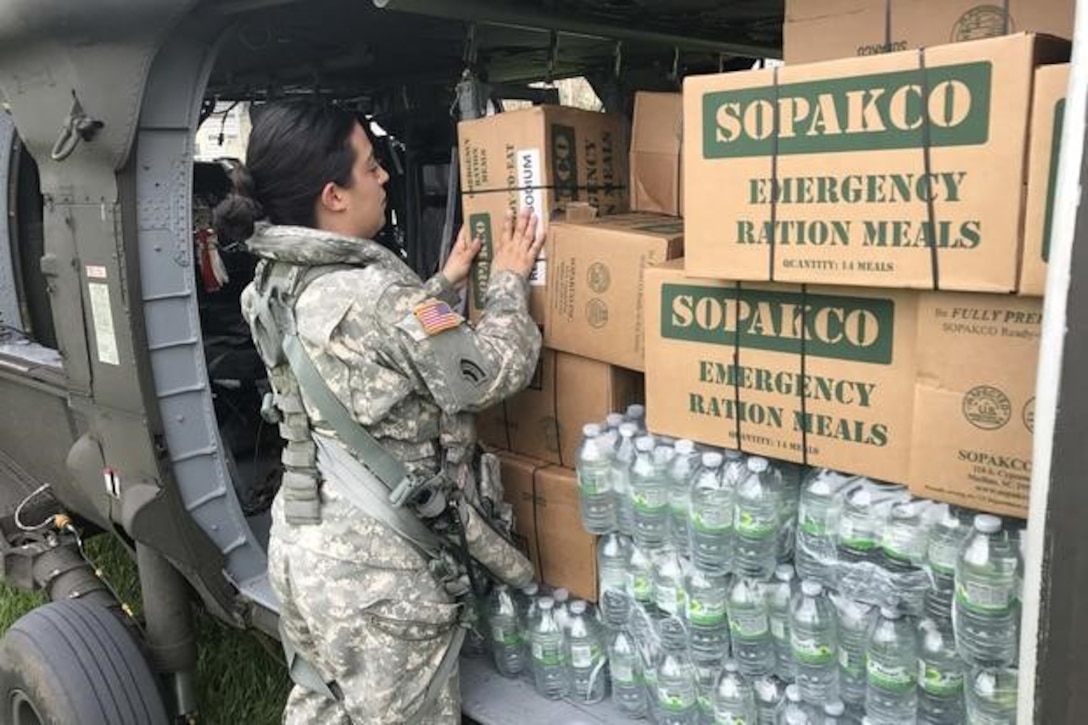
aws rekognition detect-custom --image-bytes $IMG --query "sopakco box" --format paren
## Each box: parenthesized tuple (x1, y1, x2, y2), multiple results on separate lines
(1020, 63, 1069, 296)
(630, 92, 683, 216)
(459, 106, 629, 322)
(784, 0, 1073, 64)
(498, 451, 598, 601)
(644, 261, 918, 482)
(545, 213, 684, 370)
(683, 33, 1070, 292)
(910, 293, 1041, 517)
(477, 349, 644, 467)
(644, 260, 1042, 516)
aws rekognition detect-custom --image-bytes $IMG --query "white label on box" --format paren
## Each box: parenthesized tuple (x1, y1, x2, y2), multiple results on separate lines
(88, 282, 119, 366)
(516, 148, 547, 244)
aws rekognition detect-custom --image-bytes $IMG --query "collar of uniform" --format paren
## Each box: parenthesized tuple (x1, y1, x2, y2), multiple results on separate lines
(246, 222, 396, 267)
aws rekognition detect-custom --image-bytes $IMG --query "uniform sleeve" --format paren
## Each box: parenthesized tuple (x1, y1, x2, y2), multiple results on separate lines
(421, 271, 461, 307)
(376, 268, 541, 415)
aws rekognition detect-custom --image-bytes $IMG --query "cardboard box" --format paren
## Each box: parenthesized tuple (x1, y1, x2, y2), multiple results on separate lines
(643, 261, 918, 483)
(630, 92, 683, 216)
(909, 293, 1041, 517)
(683, 33, 1070, 293)
(643, 260, 1042, 516)
(478, 349, 644, 467)
(459, 106, 629, 322)
(784, 0, 1073, 64)
(498, 451, 598, 601)
(545, 213, 684, 370)
(1021, 63, 1069, 296)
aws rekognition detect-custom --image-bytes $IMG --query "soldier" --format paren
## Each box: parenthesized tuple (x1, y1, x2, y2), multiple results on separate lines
(214, 100, 543, 724)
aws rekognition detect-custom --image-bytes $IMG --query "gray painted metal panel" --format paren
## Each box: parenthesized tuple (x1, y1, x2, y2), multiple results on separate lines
(460, 655, 631, 724)
(0, 113, 21, 334)
(136, 17, 272, 606)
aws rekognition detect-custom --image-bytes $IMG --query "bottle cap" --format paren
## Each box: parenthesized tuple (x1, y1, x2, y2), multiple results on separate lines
(702, 451, 723, 468)
(635, 436, 655, 452)
(538, 597, 554, 610)
(723, 448, 743, 460)
(747, 456, 769, 473)
(775, 564, 795, 582)
(553, 588, 570, 603)
(675, 439, 695, 454)
(975, 514, 1002, 534)
(521, 582, 539, 595)
(785, 683, 801, 702)
(880, 606, 901, 619)
(570, 600, 587, 614)
(625, 403, 645, 419)
(582, 423, 602, 438)
(801, 580, 823, 597)
(619, 422, 638, 438)
(824, 700, 845, 716)
(606, 413, 624, 429)
(723, 660, 739, 673)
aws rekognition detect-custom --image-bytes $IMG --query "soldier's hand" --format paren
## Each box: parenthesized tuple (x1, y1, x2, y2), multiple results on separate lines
(492, 207, 543, 280)
(442, 225, 483, 288)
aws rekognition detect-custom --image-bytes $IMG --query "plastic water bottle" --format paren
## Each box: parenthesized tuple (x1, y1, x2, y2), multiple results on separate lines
(486, 584, 525, 677)
(668, 439, 700, 553)
(965, 666, 1018, 724)
(627, 542, 657, 615)
(598, 533, 634, 628)
(821, 699, 852, 725)
(917, 618, 965, 725)
(517, 582, 541, 673)
(727, 576, 775, 678)
(655, 622, 699, 725)
(689, 451, 733, 574)
(613, 423, 639, 537)
(734, 457, 782, 579)
(626, 403, 648, 433)
(631, 436, 670, 548)
(576, 423, 616, 534)
(685, 567, 729, 665)
(603, 411, 626, 447)
(925, 507, 971, 622)
(530, 597, 568, 699)
(953, 515, 1021, 667)
(833, 595, 876, 708)
(776, 684, 817, 724)
(836, 483, 880, 564)
(767, 564, 797, 682)
(752, 674, 786, 725)
(879, 499, 930, 570)
(694, 661, 719, 725)
(553, 588, 572, 632)
(608, 628, 647, 718)
(865, 607, 917, 723)
(790, 580, 838, 704)
(653, 548, 689, 618)
(796, 471, 852, 584)
(566, 600, 607, 704)
(713, 660, 757, 725)
(777, 462, 805, 562)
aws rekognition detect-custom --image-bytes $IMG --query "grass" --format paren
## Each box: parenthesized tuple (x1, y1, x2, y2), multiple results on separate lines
(0, 533, 290, 724)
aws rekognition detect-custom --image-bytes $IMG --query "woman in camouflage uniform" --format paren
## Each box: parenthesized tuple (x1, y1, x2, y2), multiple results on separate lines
(215, 101, 543, 724)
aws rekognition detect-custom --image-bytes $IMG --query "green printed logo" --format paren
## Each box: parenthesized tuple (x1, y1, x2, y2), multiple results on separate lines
(702, 62, 991, 158)
(791, 635, 834, 665)
(736, 509, 777, 539)
(662, 284, 894, 364)
(1042, 98, 1065, 263)
(687, 596, 727, 626)
(867, 657, 915, 693)
(469, 213, 493, 308)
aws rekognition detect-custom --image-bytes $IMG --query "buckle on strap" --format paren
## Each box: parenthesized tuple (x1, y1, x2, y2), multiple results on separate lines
(389, 472, 446, 509)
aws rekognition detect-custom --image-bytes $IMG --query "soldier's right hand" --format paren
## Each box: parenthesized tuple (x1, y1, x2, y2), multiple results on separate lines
(491, 207, 544, 280)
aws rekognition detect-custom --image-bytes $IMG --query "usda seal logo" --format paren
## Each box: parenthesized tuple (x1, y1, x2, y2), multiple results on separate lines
(951, 5, 1013, 42)
(962, 385, 1012, 430)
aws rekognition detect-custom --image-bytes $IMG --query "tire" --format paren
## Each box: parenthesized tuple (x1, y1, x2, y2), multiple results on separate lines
(0, 599, 169, 725)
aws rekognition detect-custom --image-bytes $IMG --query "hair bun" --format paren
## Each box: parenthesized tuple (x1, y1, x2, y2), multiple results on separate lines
(213, 193, 263, 242)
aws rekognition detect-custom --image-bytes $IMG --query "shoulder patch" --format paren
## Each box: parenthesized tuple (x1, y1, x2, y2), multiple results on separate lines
(412, 298, 464, 337)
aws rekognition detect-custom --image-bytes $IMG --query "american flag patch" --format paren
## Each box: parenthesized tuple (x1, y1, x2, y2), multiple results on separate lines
(413, 299, 463, 336)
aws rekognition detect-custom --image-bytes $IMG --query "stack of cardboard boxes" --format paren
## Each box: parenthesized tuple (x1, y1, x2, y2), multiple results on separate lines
(457, 0, 1072, 598)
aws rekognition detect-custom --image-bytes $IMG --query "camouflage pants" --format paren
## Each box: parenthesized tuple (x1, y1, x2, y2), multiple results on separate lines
(268, 491, 462, 724)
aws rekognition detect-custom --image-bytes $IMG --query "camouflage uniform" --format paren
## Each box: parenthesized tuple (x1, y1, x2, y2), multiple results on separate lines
(241, 222, 541, 724)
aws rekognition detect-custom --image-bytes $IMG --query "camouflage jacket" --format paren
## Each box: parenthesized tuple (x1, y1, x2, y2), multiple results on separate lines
(241, 222, 541, 479)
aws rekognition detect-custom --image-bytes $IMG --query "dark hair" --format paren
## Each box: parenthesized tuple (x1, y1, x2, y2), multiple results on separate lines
(213, 100, 358, 241)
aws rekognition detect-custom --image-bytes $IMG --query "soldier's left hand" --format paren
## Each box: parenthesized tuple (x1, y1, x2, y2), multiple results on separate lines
(442, 225, 484, 288)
